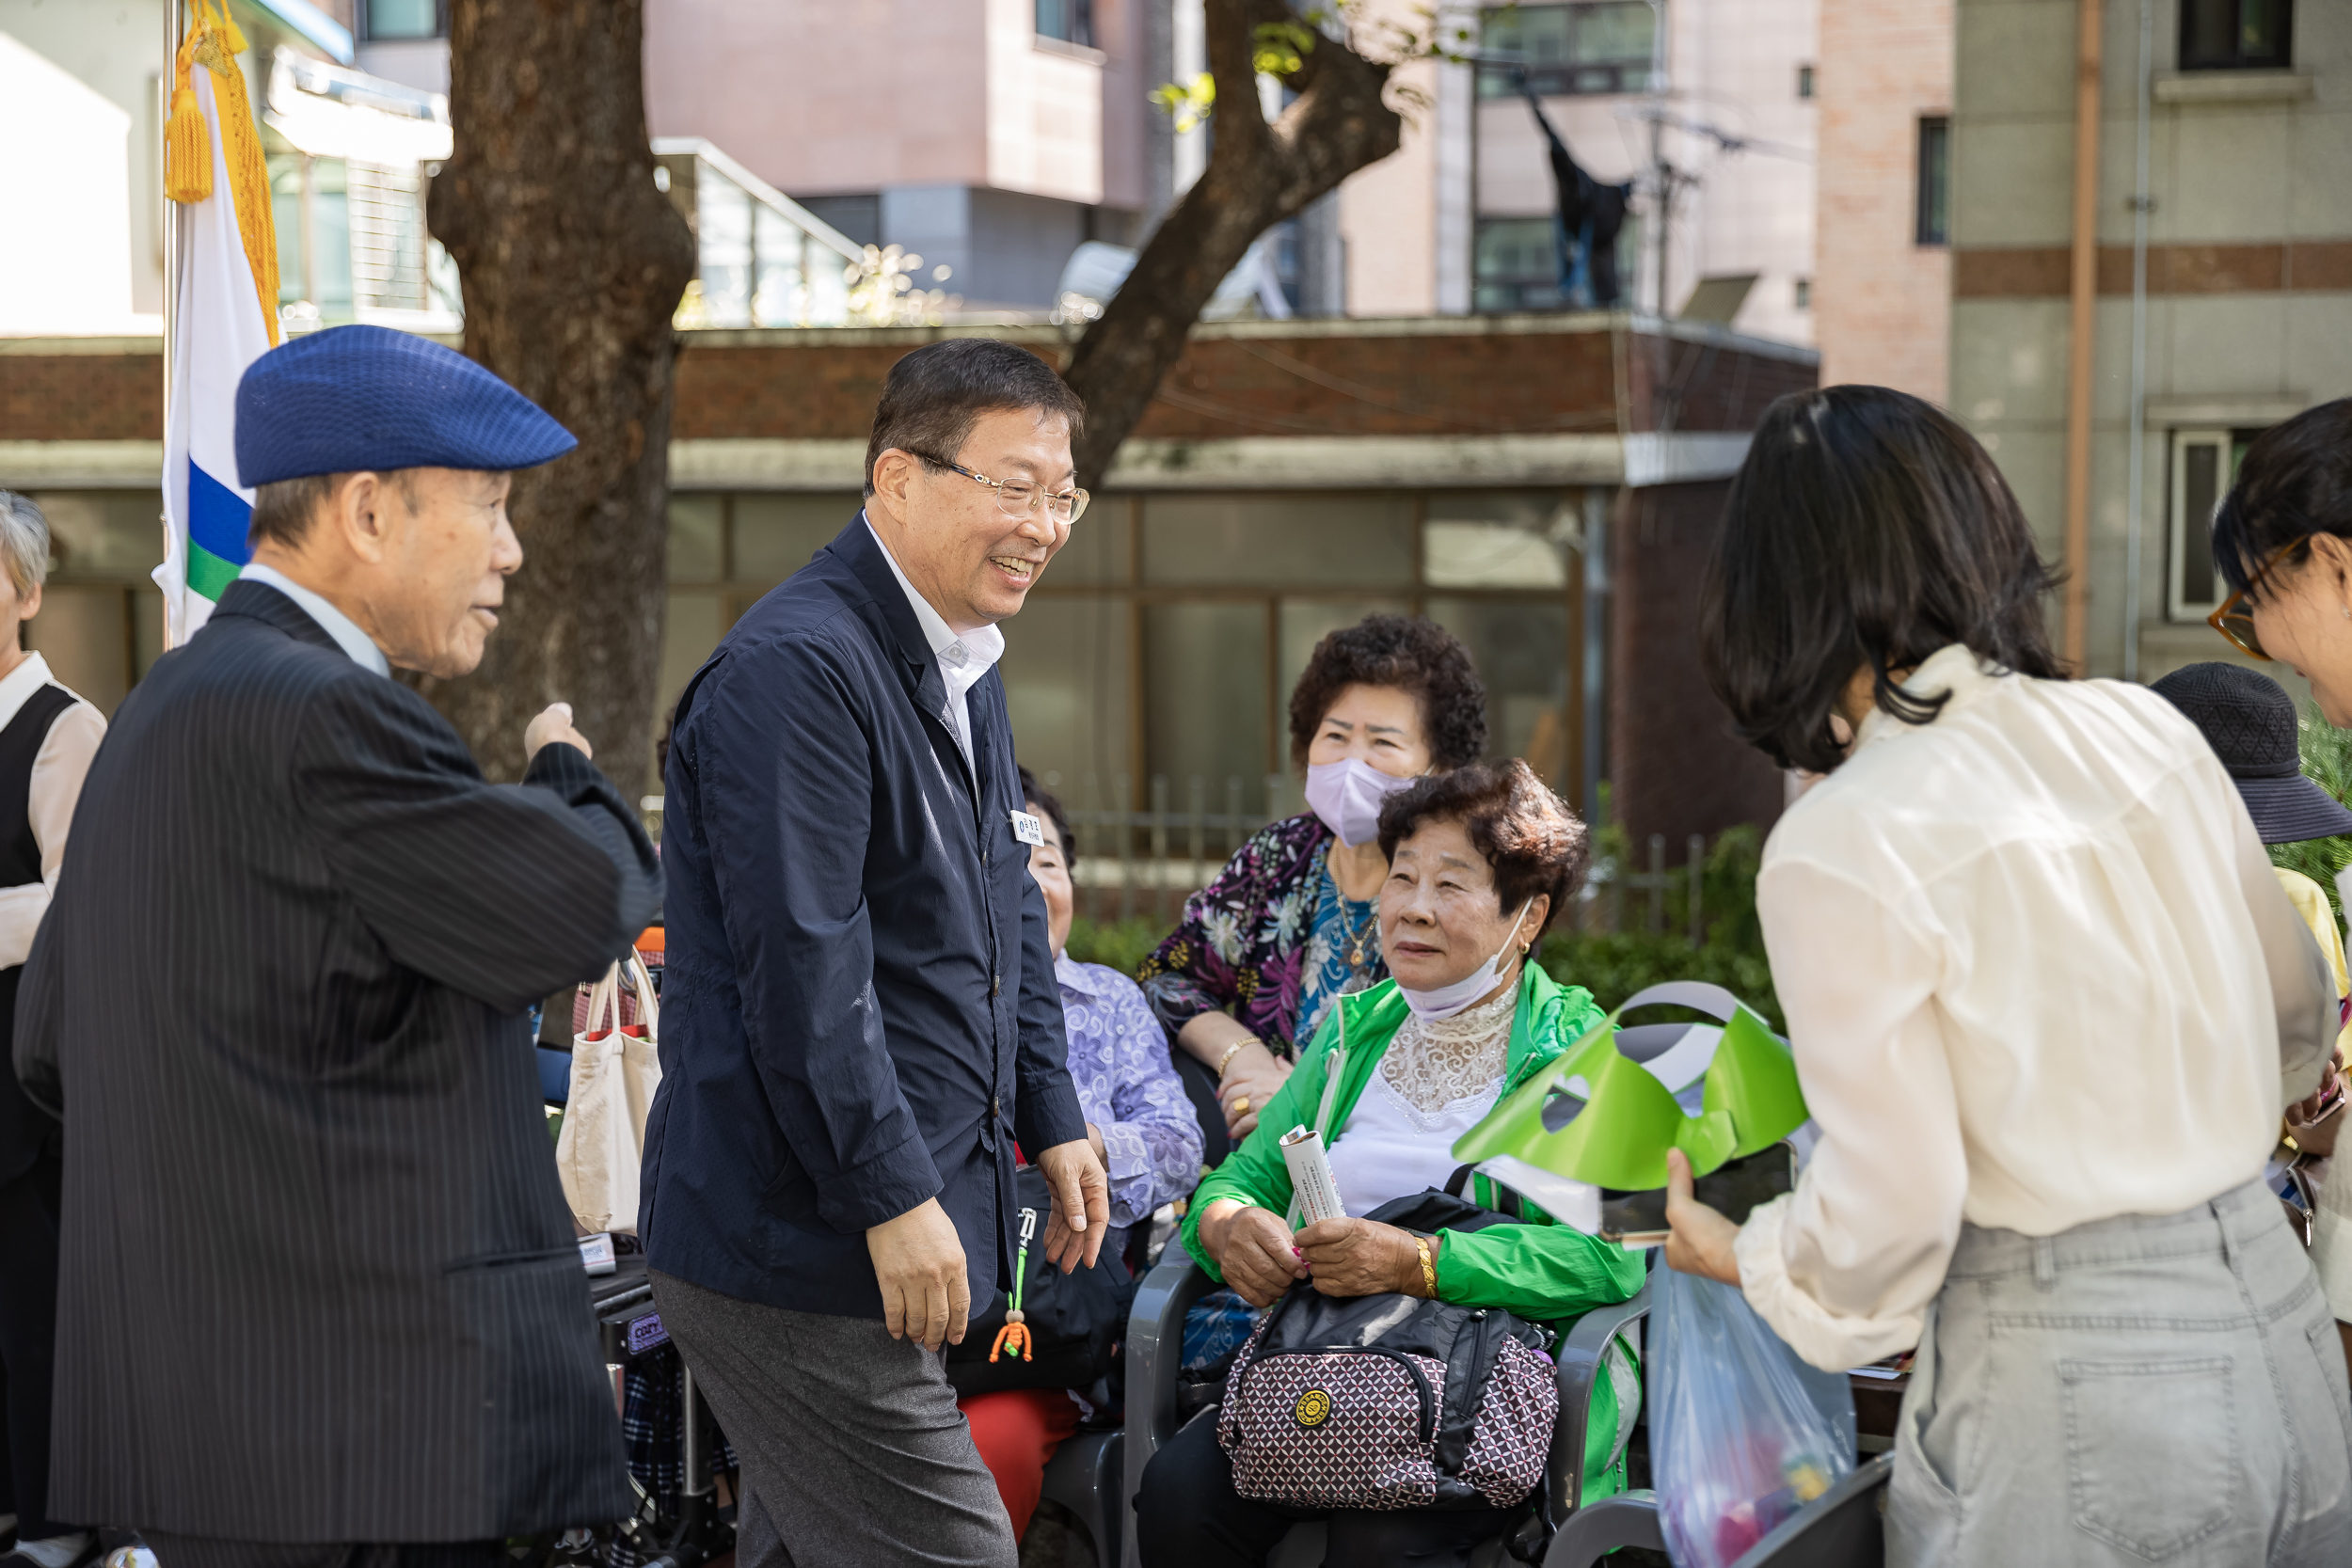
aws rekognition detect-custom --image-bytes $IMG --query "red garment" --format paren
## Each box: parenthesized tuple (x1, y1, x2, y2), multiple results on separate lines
(959, 1386, 1080, 1539)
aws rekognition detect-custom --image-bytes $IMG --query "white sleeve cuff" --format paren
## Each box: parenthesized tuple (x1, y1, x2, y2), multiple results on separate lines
(1735, 1194, 1928, 1371)
(0, 881, 50, 970)
(2312, 1160, 2352, 1322)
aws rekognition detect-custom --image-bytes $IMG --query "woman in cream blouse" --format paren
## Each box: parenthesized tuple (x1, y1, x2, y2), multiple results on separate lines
(1661, 388, 2351, 1566)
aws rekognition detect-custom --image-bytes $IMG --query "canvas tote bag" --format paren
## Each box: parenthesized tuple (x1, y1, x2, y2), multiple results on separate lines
(558, 950, 661, 1234)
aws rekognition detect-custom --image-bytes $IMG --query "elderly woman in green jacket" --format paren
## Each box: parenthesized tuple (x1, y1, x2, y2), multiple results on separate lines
(1137, 760, 1645, 1568)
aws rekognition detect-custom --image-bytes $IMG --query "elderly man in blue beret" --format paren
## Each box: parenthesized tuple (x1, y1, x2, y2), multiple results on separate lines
(12, 325, 660, 1567)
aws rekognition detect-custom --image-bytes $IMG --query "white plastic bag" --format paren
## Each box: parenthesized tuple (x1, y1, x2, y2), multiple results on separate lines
(557, 951, 661, 1235)
(1653, 1265, 1855, 1568)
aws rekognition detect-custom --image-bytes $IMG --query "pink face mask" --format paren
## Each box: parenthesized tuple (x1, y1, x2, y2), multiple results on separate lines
(1303, 758, 1418, 847)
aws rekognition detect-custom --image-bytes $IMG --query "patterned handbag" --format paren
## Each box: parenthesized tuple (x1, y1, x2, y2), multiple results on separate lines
(1216, 1275, 1559, 1512)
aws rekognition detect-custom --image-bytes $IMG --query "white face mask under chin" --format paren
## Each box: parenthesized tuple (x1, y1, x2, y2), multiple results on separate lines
(1395, 901, 1533, 1021)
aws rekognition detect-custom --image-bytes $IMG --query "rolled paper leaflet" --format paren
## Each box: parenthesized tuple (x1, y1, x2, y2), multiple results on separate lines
(1279, 1125, 1348, 1228)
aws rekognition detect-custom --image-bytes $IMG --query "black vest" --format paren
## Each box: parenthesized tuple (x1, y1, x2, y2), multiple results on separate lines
(0, 681, 85, 1179)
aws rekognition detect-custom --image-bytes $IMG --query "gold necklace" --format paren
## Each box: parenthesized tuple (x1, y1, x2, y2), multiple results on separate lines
(1328, 849, 1377, 971)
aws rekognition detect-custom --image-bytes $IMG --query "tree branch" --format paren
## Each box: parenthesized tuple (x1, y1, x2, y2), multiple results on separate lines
(1202, 0, 1274, 159)
(1062, 0, 1402, 490)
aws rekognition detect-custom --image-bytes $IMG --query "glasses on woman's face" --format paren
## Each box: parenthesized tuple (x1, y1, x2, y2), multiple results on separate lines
(2208, 538, 2307, 661)
(922, 456, 1090, 527)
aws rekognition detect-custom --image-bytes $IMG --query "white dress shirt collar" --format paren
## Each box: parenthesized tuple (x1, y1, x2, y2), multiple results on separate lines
(863, 513, 1004, 766)
(0, 651, 60, 732)
(238, 562, 391, 677)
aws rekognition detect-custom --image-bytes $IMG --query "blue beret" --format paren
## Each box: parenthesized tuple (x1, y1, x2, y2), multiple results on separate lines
(234, 324, 577, 487)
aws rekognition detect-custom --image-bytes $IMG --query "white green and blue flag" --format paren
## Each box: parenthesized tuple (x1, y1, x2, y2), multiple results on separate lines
(158, 8, 278, 647)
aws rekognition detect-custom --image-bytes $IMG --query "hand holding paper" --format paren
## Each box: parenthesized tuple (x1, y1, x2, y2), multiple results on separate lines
(1279, 1126, 1347, 1227)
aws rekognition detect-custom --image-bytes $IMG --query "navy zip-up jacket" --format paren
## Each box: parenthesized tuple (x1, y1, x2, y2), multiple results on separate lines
(643, 516, 1088, 1317)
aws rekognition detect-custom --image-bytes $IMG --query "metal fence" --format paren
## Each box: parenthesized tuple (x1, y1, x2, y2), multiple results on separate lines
(1064, 774, 1289, 927)
(1066, 772, 1711, 944)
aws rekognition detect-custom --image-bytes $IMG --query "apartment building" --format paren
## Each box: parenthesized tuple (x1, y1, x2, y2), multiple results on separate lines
(2, 0, 1826, 847)
(1814, 0, 1953, 397)
(1950, 0, 2349, 685)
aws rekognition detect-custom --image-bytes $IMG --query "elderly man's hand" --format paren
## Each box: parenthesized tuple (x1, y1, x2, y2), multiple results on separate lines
(1296, 1217, 1429, 1299)
(1214, 1202, 1309, 1308)
(524, 702, 594, 762)
(866, 1196, 969, 1352)
(1036, 1137, 1109, 1273)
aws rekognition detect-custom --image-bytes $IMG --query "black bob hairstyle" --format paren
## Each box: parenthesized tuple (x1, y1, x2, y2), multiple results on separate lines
(1699, 386, 2065, 775)
(2210, 399, 2352, 600)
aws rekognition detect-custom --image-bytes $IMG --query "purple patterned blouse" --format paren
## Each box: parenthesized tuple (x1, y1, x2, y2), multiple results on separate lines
(1137, 812, 1391, 1057)
(1056, 954, 1207, 1227)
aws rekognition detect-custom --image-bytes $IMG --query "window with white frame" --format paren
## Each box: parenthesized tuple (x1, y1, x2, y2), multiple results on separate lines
(2169, 428, 2265, 620)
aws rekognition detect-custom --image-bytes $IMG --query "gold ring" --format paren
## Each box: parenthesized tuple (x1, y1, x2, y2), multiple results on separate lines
(1231, 1096, 1251, 1116)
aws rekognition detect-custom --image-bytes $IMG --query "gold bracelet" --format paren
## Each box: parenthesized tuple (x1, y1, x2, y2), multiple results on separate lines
(1414, 1235, 1437, 1298)
(1214, 1038, 1254, 1082)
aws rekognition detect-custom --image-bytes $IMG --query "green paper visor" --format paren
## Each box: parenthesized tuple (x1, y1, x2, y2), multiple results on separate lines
(1453, 981, 1807, 1193)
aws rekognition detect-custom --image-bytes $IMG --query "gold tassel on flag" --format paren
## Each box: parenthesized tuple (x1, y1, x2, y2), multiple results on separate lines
(164, 47, 211, 203)
(165, 0, 282, 345)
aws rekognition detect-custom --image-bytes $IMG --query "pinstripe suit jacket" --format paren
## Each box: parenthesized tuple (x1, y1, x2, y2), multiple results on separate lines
(11, 580, 657, 1541)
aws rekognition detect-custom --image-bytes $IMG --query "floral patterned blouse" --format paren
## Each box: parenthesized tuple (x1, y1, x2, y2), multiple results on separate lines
(1138, 813, 1390, 1057)
(1056, 954, 1207, 1228)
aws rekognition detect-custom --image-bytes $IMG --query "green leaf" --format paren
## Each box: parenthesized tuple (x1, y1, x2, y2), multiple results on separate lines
(2268, 701, 2352, 921)
(1252, 19, 1317, 79)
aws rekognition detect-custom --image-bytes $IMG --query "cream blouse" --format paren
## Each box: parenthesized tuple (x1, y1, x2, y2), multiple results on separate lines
(0, 652, 103, 970)
(1734, 645, 2338, 1370)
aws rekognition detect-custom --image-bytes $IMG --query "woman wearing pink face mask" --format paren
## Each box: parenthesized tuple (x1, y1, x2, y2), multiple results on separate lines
(1140, 615, 1488, 1155)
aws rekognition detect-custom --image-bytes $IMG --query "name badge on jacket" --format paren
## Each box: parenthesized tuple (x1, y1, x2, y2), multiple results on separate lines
(1010, 810, 1044, 847)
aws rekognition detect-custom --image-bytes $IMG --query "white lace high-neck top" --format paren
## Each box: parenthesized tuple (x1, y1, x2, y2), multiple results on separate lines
(1326, 981, 1518, 1216)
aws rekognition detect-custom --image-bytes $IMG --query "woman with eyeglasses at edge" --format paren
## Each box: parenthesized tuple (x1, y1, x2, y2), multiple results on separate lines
(1660, 386, 2352, 1565)
(2202, 398, 2352, 1388)
(1136, 615, 1490, 1161)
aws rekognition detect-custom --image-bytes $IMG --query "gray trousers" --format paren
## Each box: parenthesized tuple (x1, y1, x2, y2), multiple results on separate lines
(1889, 1178, 2352, 1566)
(649, 1271, 1015, 1568)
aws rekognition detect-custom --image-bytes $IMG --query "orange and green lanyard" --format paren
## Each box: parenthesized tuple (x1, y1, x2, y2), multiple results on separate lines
(989, 1204, 1040, 1363)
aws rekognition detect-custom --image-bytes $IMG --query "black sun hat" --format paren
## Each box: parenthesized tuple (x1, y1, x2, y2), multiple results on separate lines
(2152, 662, 2352, 845)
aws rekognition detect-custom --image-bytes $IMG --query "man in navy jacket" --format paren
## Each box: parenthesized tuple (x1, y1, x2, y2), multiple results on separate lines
(645, 341, 1108, 1566)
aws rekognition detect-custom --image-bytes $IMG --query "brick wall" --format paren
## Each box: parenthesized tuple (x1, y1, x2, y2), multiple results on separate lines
(1814, 0, 1952, 400)
(1609, 480, 1787, 847)
(0, 350, 162, 441)
(0, 321, 1811, 448)
(678, 323, 1814, 442)
(1621, 331, 1820, 435)
(668, 323, 1720, 441)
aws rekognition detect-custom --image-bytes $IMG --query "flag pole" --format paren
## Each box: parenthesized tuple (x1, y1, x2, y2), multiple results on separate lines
(161, 0, 183, 617)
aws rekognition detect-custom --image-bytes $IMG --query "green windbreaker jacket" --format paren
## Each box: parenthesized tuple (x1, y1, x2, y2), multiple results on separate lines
(1178, 962, 1647, 1501)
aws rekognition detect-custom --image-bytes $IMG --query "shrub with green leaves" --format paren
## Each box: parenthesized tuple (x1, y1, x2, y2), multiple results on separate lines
(2270, 703, 2352, 921)
(1062, 916, 1168, 978)
(1066, 813, 1787, 1032)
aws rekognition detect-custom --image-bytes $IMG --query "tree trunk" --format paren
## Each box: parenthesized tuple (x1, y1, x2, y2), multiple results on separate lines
(423, 0, 695, 803)
(1061, 0, 1405, 490)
